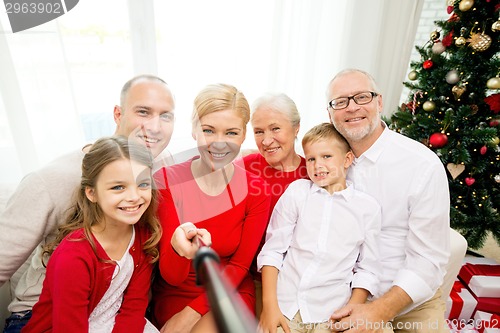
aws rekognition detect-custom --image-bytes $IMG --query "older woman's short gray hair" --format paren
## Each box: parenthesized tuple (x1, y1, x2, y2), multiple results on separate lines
(251, 93, 300, 128)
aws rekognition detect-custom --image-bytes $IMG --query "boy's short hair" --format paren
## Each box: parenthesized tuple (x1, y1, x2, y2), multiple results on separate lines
(302, 122, 351, 153)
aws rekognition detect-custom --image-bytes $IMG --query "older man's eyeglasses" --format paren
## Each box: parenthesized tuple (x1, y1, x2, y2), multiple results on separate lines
(328, 91, 378, 110)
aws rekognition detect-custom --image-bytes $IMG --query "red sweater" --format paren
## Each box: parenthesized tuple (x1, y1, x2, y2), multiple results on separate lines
(22, 225, 153, 333)
(242, 153, 308, 280)
(151, 158, 270, 327)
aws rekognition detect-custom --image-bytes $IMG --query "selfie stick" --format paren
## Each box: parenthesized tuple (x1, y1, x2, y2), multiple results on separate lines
(193, 239, 257, 333)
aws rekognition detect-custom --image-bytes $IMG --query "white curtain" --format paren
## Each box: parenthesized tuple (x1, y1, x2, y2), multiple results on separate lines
(0, 0, 424, 185)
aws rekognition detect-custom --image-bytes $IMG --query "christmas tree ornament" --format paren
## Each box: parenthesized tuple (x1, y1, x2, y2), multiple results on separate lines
(490, 136, 500, 146)
(458, 0, 474, 11)
(470, 104, 478, 115)
(423, 60, 433, 69)
(465, 177, 476, 186)
(455, 28, 468, 47)
(452, 85, 466, 100)
(490, 119, 499, 127)
(446, 70, 460, 84)
(469, 32, 492, 52)
(484, 93, 500, 113)
(480, 145, 487, 155)
(429, 132, 448, 148)
(447, 163, 465, 179)
(486, 77, 500, 89)
(443, 32, 453, 47)
(432, 42, 446, 55)
(495, 174, 500, 183)
(423, 101, 436, 112)
(455, 36, 467, 47)
(492, 20, 500, 32)
(430, 30, 440, 41)
(408, 70, 418, 81)
(492, 12, 500, 32)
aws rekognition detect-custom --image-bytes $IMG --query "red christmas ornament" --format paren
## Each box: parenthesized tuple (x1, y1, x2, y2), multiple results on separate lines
(448, 13, 460, 22)
(423, 60, 434, 69)
(447, 6, 453, 14)
(465, 177, 475, 186)
(480, 145, 487, 155)
(484, 93, 500, 114)
(442, 32, 454, 46)
(490, 119, 499, 127)
(429, 133, 448, 148)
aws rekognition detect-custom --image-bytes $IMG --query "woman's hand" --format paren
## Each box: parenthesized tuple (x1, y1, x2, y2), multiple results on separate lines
(160, 306, 202, 333)
(171, 222, 212, 259)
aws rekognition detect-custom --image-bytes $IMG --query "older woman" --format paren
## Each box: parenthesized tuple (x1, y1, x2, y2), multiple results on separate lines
(151, 84, 271, 333)
(242, 93, 309, 317)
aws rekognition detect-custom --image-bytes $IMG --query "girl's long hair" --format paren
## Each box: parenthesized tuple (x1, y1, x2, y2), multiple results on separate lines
(43, 136, 162, 265)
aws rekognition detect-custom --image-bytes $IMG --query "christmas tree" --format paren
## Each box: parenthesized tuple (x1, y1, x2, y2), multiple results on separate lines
(389, 0, 500, 249)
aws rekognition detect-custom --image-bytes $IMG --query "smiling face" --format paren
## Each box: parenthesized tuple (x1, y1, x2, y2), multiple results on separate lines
(85, 158, 152, 228)
(193, 108, 246, 170)
(251, 108, 299, 169)
(114, 79, 175, 158)
(304, 139, 353, 194)
(326, 71, 383, 150)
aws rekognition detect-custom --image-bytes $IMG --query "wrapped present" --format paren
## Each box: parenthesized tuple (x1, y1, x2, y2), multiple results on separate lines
(459, 263, 500, 298)
(469, 276, 500, 298)
(474, 296, 500, 316)
(446, 280, 478, 320)
(473, 311, 500, 333)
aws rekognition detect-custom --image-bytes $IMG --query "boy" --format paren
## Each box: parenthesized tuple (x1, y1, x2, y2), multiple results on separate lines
(257, 122, 381, 333)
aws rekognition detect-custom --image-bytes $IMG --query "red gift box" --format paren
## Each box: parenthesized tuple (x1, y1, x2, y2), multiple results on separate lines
(458, 263, 500, 314)
(473, 311, 500, 333)
(447, 280, 478, 320)
(459, 263, 500, 287)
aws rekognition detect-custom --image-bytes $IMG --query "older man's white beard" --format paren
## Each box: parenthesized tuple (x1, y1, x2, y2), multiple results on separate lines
(334, 113, 381, 143)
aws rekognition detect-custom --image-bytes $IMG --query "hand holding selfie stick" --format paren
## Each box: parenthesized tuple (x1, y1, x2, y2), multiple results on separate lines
(193, 237, 257, 333)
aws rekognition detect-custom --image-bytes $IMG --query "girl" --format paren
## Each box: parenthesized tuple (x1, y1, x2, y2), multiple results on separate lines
(151, 83, 271, 333)
(22, 136, 161, 333)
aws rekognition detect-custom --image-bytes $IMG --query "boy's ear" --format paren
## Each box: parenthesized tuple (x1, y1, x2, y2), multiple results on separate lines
(85, 187, 96, 203)
(344, 150, 355, 169)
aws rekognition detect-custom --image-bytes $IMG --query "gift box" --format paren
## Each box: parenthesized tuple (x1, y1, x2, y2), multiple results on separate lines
(468, 276, 500, 298)
(446, 280, 478, 320)
(459, 263, 500, 298)
(473, 311, 500, 333)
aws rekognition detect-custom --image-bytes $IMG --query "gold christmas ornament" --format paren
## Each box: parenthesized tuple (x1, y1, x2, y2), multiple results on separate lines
(408, 70, 418, 81)
(455, 36, 467, 47)
(492, 20, 500, 32)
(458, 0, 474, 11)
(486, 77, 500, 89)
(423, 101, 436, 112)
(430, 31, 440, 41)
(469, 32, 492, 52)
(447, 163, 465, 180)
(452, 85, 466, 100)
(491, 136, 500, 146)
